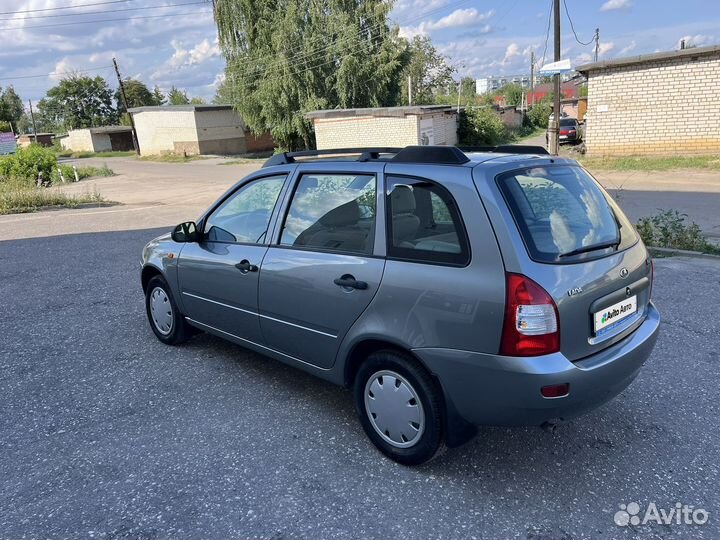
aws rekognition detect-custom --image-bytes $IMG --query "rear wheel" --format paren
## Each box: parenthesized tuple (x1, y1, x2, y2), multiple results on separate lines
(353, 351, 443, 465)
(145, 275, 190, 345)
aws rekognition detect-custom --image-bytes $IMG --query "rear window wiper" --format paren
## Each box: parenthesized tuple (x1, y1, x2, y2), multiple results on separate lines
(559, 239, 620, 258)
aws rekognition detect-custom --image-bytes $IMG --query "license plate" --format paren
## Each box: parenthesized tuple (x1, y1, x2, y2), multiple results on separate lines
(560, 135, 568, 139)
(594, 295, 637, 335)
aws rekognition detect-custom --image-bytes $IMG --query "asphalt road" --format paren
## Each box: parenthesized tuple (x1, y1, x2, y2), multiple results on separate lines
(1, 228, 719, 540)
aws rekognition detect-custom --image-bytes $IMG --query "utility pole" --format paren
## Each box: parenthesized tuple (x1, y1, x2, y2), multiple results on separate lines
(457, 80, 461, 113)
(408, 75, 413, 106)
(549, 0, 561, 155)
(113, 57, 140, 155)
(530, 51, 535, 107)
(28, 99, 38, 143)
(594, 28, 600, 62)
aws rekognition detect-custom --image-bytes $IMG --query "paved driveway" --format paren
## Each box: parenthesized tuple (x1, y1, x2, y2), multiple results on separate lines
(1, 225, 719, 537)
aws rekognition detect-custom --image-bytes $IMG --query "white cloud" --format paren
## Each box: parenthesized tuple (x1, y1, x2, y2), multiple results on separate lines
(503, 42, 520, 64)
(189, 39, 221, 65)
(399, 8, 494, 37)
(619, 40, 636, 55)
(600, 0, 631, 11)
(49, 58, 76, 82)
(598, 42, 615, 57)
(676, 34, 715, 48)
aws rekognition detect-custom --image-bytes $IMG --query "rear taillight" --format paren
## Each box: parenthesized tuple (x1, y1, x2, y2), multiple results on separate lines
(500, 273, 560, 356)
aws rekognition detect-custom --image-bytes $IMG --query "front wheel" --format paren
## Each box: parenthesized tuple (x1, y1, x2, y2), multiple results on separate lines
(145, 275, 190, 345)
(353, 351, 443, 465)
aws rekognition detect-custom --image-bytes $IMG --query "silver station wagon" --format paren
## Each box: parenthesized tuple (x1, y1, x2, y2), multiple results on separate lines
(141, 145, 660, 465)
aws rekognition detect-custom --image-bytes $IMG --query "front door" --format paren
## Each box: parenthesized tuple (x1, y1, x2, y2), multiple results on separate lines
(258, 170, 385, 368)
(177, 174, 287, 343)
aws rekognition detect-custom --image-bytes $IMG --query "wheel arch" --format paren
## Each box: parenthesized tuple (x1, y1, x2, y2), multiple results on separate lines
(141, 264, 163, 293)
(342, 337, 477, 448)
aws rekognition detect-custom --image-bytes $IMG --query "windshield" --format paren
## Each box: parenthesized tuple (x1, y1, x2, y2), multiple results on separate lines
(559, 119, 576, 127)
(497, 165, 636, 263)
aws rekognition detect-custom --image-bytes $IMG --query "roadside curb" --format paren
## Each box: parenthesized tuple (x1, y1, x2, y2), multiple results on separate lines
(648, 246, 720, 260)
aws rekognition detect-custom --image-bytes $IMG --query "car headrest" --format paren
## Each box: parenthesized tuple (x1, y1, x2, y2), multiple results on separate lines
(319, 200, 361, 227)
(391, 185, 416, 214)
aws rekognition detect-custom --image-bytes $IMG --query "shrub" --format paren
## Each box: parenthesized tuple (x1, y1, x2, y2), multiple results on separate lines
(0, 120, 12, 132)
(528, 100, 552, 129)
(0, 144, 58, 184)
(458, 107, 507, 146)
(636, 209, 720, 254)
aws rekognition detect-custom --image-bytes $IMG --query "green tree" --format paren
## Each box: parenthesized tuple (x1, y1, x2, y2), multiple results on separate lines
(40, 74, 117, 130)
(458, 106, 506, 145)
(114, 79, 157, 113)
(497, 83, 523, 107)
(528, 96, 553, 128)
(152, 86, 166, 105)
(214, 0, 407, 149)
(189, 96, 207, 105)
(0, 120, 12, 132)
(0, 86, 24, 131)
(400, 35, 455, 106)
(167, 86, 190, 105)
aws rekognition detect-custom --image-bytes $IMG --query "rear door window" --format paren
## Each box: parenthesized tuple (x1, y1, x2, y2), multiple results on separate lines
(386, 176, 470, 266)
(497, 165, 637, 263)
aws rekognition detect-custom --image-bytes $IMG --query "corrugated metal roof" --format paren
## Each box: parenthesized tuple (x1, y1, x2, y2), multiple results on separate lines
(305, 105, 457, 120)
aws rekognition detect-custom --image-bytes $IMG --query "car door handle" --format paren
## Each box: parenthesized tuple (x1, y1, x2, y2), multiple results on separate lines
(334, 275, 368, 290)
(235, 260, 258, 273)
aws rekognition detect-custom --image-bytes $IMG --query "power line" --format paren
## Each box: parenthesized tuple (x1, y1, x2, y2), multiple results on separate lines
(0, 9, 212, 31)
(562, 0, 596, 46)
(0, 1, 208, 22)
(539, 0, 553, 68)
(0, 0, 132, 16)
(0, 66, 113, 82)
(223, 0, 474, 81)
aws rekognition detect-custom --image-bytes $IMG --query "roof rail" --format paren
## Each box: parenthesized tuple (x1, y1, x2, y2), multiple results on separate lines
(390, 145, 470, 164)
(458, 145, 550, 155)
(262, 147, 401, 168)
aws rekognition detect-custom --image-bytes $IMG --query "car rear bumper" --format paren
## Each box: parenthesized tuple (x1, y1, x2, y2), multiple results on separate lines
(413, 302, 660, 427)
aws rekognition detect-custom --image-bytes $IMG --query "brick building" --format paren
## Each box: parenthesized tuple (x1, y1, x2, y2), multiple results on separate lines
(128, 105, 274, 156)
(306, 106, 459, 149)
(577, 45, 720, 156)
(61, 126, 134, 152)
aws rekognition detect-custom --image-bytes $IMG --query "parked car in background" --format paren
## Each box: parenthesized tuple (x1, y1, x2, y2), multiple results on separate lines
(546, 118, 584, 145)
(141, 145, 659, 465)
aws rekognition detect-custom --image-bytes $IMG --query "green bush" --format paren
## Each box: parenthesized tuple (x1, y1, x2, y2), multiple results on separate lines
(0, 120, 12, 132)
(636, 209, 720, 254)
(458, 107, 507, 146)
(0, 144, 58, 184)
(528, 100, 552, 129)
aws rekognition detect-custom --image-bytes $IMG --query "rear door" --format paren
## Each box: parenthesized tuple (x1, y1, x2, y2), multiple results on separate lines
(257, 164, 386, 368)
(482, 162, 652, 361)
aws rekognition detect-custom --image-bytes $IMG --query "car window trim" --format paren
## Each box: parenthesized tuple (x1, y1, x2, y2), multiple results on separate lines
(200, 172, 291, 246)
(274, 169, 379, 257)
(384, 174, 472, 268)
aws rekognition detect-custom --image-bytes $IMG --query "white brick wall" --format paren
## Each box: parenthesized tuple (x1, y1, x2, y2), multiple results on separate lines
(133, 110, 198, 155)
(314, 113, 458, 149)
(585, 52, 720, 155)
(62, 129, 94, 152)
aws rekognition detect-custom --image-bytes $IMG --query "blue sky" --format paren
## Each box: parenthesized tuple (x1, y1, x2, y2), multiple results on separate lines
(1, 0, 718, 105)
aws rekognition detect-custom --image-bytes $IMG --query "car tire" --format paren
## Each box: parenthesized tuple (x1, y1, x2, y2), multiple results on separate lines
(353, 350, 444, 465)
(145, 275, 190, 345)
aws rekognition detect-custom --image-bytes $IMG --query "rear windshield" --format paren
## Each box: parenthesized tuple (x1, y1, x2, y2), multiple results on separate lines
(559, 119, 576, 127)
(497, 165, 637, 263)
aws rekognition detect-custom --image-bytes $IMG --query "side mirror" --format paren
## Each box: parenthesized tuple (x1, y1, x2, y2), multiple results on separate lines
(171, 221, 200, 243)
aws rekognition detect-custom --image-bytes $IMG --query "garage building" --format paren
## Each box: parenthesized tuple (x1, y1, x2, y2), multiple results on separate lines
(578, 45, 720, 156)
(306, 106, 459, 150)
(61, 126, 135, 153)
(128, 105, 274, 156)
